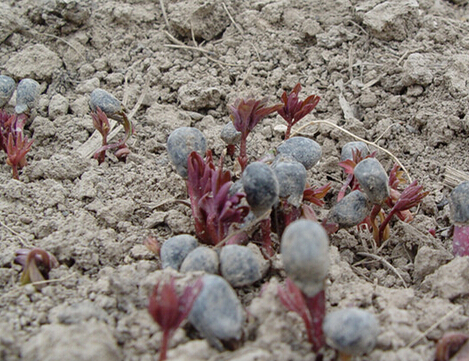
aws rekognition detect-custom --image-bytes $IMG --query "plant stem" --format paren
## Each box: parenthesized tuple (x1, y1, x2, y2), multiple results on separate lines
(11, 164, 19, 180)
(378, 209, 395, 243)
(97, 135, 107, 165)
(369, 204, 382, 245)
(159, 329, 170, 361)
(260, 218, 273, 257)
(238, 134, 248, 171)
(285, 124, 292, 140)
(305, 290, 326, 352)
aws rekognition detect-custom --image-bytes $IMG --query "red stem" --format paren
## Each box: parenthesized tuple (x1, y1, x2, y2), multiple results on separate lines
(285, 124, 292, 140)
(97, 135, 107, 165)
(378, 209, 395, 243)
(159, 329, 170, 361)
(305, 290, 326, 352)
(11, 164, 19, 180)
(260, 218, 274, 257)
(238, 133, 248, 171)
(337, 174, 353, 202)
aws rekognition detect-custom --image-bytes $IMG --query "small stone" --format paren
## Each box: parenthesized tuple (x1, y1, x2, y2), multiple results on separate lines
(180, 247, 219, 274)
(5, 44, 62, 81)
(160, 234, 198, 270)
(362, 0, 419, 41)
(0, 75, 15, 108)
(78, 78, 101, 94)
(167, 127, 207, 178)
(277, 136, 322, 170)
(48, 94, 69, 120)
(220, 245, 263, 287)
(189, 274, 245, 350)
(324, 308, 379, 356)
(178, 83, 221, 111)
(15, 78, 40, 114)
(402, 53, 433, 87)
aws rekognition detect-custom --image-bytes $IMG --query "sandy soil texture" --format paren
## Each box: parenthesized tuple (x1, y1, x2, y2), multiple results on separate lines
(1, 0, 469, 360)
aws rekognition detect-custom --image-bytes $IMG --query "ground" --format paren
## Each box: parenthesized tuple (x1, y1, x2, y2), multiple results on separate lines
(1, 0, 469, 360)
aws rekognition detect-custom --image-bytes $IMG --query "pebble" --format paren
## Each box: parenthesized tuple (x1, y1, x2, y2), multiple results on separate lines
(15, 78, 40, 114)
(0, 75, 15, 108)
(160, 234, 198, 270)
(219, 245, 263, 287)
(277, 136, 322, 170)
(354, 158, 390, 204)
(281, 220, 329, 297)
(272, 156, 306, 207)
(180, 247, 219, 274)
(167, 127, 207, 178)
(242, 162, 279, 217)
(328, 190, 371, 228)
(323, 307, 379, 356)
(189, 274, 245, 350)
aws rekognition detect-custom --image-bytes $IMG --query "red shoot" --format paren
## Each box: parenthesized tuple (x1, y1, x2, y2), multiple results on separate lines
(186, 150, 249, 245)
(91, 107, 110, 164)
(388, 163, 407, 191)
(377, 180, 429, 243)
(229, 98, 281, 171)
(277, 83, 320, 139)
(6, 127, 34, 180)
(91, 106, 134, 164)
(303, 183, 332, 207)
(14, 248, 59, 289)
(435, 332, 469, 361)
(337, 150, 376, 202)
(278, 278, 326, 352)
(148, 277, 203, 361)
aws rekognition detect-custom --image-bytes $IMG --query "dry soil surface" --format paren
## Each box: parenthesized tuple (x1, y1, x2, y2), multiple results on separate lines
(1, 0, 469, 360)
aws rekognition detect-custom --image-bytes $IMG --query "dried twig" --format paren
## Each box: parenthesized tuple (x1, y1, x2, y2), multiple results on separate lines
(357, 252, 408, 288)
(0, 220, 32, 248)
(407, 306, 462, 348)
(222, 2, 244, 35)
(444, 167, 469, 189)
(159, 0, 171, 30)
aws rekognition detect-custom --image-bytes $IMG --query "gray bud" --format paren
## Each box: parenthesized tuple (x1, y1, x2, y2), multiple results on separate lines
(323, 308, 379, 356)
(180, 247, 219, 274)
(167, 127, 207, 178)
(160, 234, 198, 270)
(220, 245, 262, 287)
(277, 136, 321, 170)
(90, 88, 124, 120)
(15, 78, 40, 114)
(272, 157, 307, 207)
(281, 220, 329, 297)
(340, 141, 369, 162)
(189, 274, 245, 350)
(221, 122, 241, 145)
(449, 181, 469, 225)
(354, 158, 389, 204)
(0, 75, 15, 108)
(328, 190, 371, 228)
(242, 162, 279, 217)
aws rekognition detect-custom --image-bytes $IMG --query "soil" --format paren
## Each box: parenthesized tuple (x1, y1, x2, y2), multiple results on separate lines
(1, 0, 469, 360)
